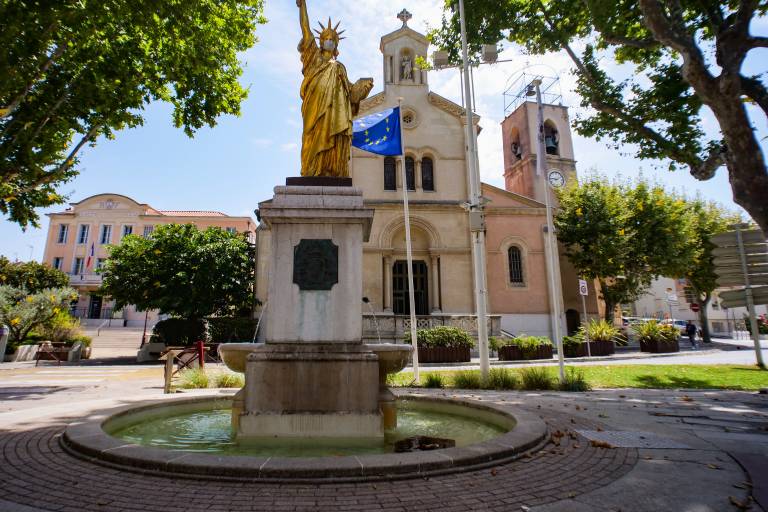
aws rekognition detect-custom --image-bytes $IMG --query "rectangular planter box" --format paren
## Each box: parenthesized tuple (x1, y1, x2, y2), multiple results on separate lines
(564, 340, 615, 358)
(498, 344, 553, 361)
(417, 346, 471, 363)
(640, 338, 680, 353)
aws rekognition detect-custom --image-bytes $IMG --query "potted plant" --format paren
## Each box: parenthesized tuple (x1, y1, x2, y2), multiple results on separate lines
(634, 320, 680, 353)
(405, 326, 474, 363)
(492, 334, 553, 361)
(562, 320, 622, 357)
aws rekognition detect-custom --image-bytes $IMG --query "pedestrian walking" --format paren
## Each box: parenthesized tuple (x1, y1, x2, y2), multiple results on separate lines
(685, 321, 698, 350)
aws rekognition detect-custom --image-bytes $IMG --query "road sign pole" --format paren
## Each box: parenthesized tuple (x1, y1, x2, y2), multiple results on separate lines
(736, 226, 765, 368)
(579, 279, 591, 357)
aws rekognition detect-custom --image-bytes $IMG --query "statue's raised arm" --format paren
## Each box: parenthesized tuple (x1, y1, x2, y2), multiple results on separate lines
(297, 0, 314, 45)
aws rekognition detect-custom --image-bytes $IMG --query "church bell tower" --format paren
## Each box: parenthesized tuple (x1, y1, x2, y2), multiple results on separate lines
(500, 76, 577, 203)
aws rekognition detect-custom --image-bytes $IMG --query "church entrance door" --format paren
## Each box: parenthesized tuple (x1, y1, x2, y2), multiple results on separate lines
(392, 260, 429, 316)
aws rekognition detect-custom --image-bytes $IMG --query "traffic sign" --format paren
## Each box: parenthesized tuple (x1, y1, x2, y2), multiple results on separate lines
(690, 303, 700, 312)
(720, 286, 768, 308)
(578, 279, 588, 296)
(717, 273, 768, 287)
(711, 230, 766, 247)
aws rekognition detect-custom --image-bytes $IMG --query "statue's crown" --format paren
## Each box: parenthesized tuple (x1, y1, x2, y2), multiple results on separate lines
(314, 17, 345, 43)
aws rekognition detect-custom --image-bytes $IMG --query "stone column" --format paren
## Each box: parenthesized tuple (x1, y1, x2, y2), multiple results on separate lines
(383, 255, 393, 312)
(430, 254, 441, 313)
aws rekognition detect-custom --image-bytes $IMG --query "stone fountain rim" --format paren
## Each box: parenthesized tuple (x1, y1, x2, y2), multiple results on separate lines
(60, 392, 547, 483)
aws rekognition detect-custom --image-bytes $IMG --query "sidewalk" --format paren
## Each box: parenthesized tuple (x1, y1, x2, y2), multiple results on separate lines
(0, 367, 766, 511)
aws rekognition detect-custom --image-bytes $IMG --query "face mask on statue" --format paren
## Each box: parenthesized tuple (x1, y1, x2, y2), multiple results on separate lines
(322, 39, 336, 52)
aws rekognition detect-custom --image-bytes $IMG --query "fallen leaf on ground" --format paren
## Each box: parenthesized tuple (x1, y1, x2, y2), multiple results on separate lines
(729, 495, 753, 510)
(590, 440, 614, 449)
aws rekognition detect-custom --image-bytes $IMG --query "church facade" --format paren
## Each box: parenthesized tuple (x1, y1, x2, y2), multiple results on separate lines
(254, 14, 601, 342)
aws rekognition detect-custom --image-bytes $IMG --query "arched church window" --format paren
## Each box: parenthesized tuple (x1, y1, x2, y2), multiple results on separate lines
(422, 157, 434, 191)
(384, 157, 396, 191)
(508, 246, 524, 285)
(405, 156, 415, 190)
(544, 121, 559, 155)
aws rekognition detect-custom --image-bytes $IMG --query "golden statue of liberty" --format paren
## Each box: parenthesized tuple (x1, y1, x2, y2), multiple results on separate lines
(297, 0, 373, 177)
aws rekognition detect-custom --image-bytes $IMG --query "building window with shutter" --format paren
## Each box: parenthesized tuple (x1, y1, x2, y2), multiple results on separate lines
(143, 225, 154, 238)
(77, 225, 89, 245)
(52, 257, 64, 270)
(384, 157, 396, 190)
(422, 157, 434, 191)
(405, 156, 415, 191)
(122, 225, 133, 238)
(100, 225, 112, 245)
(57, 225, 69, 244)
(508, 246, 524, 285)
(73, 257, 84, 275)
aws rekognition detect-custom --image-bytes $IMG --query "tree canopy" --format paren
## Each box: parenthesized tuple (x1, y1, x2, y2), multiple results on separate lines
(431, 0, 768, 233)
(100, 224, 256, 320)
(0, 0, 266, 227)
(0, 286, 77, 345)
(554, 177, 694, 320)
(0, 256, 69, 293)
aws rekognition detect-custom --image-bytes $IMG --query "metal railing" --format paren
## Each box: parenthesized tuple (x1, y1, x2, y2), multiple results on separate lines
(362, 313, 502, 343)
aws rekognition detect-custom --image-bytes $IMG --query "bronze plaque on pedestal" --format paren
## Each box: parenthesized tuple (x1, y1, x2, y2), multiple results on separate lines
(293, 239, 339, 290)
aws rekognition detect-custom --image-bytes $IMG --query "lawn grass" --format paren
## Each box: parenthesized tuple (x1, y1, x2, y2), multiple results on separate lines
(390, 364, 768, 391)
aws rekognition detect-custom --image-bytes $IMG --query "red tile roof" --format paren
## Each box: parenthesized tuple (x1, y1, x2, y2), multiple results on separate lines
(158, 210, 227, 217)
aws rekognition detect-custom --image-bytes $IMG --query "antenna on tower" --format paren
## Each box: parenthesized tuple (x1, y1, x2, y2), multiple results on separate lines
(502, 67, 563, 117)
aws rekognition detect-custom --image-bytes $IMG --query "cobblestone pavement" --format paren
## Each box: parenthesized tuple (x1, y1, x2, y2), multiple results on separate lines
(0, 367, 766, 511)
(0, 408, 635, 512)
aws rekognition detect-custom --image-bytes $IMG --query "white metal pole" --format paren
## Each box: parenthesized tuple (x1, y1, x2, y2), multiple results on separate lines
(398, 98, 420, 383)
(736, 226, 765, 368)
(458, 0, 490, 380)
(534, 80, 565, 382)
(581, 290, 591, 357)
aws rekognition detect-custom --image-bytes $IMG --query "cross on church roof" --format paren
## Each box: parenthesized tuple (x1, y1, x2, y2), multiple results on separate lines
(397, 9, 412, 27)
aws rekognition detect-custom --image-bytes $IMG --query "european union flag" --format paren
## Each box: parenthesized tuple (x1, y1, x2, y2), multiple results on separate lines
(352, 107, 402, 156)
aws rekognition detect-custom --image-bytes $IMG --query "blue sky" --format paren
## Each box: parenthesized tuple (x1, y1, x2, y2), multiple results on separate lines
(1, 0, 766, 262)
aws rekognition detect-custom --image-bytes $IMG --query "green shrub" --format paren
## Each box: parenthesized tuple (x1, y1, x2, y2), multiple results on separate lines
(509, 334, 552, 358)
(69, 333, 92, 347)
(212, 371, 244, 388)
(562, 334, 583, 348)
(485, 368, 517, 390)
(633, 320, 679, 344)
(152, 318, 207, 346)
(40, 311, 81, 344)
(207, 317, 259, 342)
(586, 319, 627, 346)
(452, 370, 483, 389)
(404, 326, 475, 348)
(519, 366, 555, 390)
(177, 368, 210, 389)
(559, 367, 591, 392)
(422, 373, 446, 388)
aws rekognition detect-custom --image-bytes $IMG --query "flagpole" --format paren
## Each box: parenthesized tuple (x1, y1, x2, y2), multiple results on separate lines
(397, 97, 420, 384)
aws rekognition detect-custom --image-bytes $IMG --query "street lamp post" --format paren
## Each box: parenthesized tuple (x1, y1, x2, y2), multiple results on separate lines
(530, 79, 565, 383)
(457, 0, 490, 380)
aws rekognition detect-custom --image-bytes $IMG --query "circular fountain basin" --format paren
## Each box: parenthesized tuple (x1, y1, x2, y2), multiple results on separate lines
(62, 394, 546, 482)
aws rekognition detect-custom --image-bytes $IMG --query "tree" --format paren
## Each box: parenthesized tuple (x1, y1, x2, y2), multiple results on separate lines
(0, 286, 77, 345)
(0, 1, 266, 228)
(682, 199, 740, 343)
(100, 224, 256, 320)
(431, 0, 768, 234)
(0, 257, 69, 293)
(554, 178, 694, 320)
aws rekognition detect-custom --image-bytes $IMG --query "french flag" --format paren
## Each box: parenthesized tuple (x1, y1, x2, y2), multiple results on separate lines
(86, 243, 94, 270)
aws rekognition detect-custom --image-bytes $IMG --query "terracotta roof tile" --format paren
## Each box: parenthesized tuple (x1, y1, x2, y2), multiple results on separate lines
(158, 210, 227, 217)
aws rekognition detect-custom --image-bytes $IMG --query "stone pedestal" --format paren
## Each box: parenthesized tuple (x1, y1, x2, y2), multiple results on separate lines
(236, 185, 381, 439)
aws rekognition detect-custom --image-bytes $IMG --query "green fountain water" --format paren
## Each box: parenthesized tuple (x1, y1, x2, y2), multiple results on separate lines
(110, 400, 508, 457)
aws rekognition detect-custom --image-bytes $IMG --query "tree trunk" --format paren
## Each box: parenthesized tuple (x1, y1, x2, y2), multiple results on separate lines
(698, 292, 712, 344)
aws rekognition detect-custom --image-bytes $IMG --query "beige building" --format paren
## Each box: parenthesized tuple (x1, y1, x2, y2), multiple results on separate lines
(42, 193, 256, 326)
(255, 14, 600, 341)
